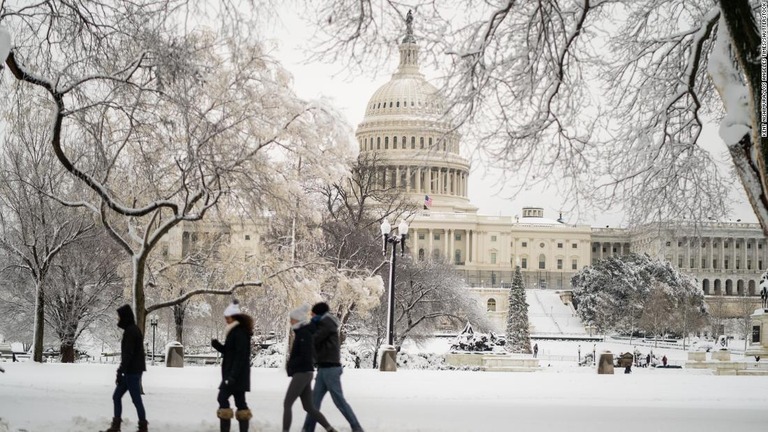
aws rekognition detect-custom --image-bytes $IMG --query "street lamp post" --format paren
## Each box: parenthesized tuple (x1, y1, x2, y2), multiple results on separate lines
(150, 315, 158, 366)
(379, 219, 408, 371)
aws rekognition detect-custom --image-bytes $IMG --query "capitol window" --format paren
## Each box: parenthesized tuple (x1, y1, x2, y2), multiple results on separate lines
(420, 137, 424, 148)
(487, 299, 496, 312)
(572, 243, 577, 249)
(411, 137, 416, 149)
(384, 137, 388, 149)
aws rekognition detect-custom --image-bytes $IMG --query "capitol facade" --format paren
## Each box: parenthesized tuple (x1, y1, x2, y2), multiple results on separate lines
(356, 18, 765, 327)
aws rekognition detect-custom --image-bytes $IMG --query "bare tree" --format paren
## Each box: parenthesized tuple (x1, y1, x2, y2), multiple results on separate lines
(639, 282, 675, 346)
(44, 230, 123, 362)
(0, 93, 94, 362)
(302, 0, 764, 232)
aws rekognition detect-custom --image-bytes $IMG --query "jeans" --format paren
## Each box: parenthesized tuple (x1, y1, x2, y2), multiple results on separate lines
(302, 366, 361, 432)
(113, 372, 146, 421)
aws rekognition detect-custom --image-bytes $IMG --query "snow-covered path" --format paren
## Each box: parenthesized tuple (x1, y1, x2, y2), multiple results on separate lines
(526, 289, 587, 335)
(1, 362, 767, 431)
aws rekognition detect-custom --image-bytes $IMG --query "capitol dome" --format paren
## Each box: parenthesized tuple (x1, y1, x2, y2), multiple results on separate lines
(364, 73, 444, 119)
(356, 13, 476, 214)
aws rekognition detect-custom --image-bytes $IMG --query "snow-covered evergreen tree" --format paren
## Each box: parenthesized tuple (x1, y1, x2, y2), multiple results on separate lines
(505, 266, 531, 354)
(571, 253, 707, 335)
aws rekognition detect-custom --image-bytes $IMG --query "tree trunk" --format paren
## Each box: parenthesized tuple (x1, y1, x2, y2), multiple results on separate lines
(60, 341, 75, 363)
(59, 324, 78, 363)
(32, 281, 45, 363)
(717, 0, 768, 236)
(133, 255, 147, 339)
(173, 303, 185, 345)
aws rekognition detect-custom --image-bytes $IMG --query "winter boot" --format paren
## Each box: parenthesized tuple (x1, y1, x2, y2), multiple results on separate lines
(235, 409, 252, 432)
(136, 419, 148, 432)
(101, 417, 121, 432)
(217, 408, 234, 432)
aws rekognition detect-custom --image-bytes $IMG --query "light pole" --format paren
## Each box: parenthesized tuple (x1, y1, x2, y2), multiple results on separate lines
(379, 219, 409, 371)
(150, 315, 158, 366)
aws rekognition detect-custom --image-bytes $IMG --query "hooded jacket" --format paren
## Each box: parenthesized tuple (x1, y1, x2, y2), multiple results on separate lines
(312, 313, 341, 367)
(116, 304, 146, 374)
(212, 314, 253, 392)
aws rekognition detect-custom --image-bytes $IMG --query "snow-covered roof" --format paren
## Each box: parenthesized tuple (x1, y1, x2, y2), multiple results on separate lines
(517, 216, 563, 226)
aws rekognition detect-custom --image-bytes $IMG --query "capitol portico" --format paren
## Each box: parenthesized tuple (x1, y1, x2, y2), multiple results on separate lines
(355, 15, 765, 329)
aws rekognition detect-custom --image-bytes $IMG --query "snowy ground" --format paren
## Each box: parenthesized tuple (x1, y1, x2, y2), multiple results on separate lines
(1, 354, 767, 432)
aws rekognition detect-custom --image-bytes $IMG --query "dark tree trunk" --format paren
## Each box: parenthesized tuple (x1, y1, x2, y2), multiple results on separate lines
(60, 341, 75, 363)
(173, 303, 185, 344)
(32, 281, 45, 363)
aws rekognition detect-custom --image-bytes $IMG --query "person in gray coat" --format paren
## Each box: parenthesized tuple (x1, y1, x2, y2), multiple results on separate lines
(301, 302, 363, 432)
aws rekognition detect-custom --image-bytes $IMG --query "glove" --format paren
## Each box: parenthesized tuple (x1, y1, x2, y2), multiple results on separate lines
(211, 338, 223, 351)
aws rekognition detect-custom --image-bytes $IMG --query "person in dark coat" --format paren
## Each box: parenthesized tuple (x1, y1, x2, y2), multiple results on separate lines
(533, 343, 538, 358)
(103, 304, 148, 432)
(283, 305, 337, 432)
(302, 302, 364, 432)
(211, 300, 253, 432)
(662, 355, 668, 367)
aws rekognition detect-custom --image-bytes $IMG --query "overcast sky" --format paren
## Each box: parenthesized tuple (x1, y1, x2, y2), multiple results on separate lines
(266, 11, 757, 227)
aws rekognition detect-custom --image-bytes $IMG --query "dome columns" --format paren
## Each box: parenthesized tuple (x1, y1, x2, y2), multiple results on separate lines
(373, 165, 468, 198)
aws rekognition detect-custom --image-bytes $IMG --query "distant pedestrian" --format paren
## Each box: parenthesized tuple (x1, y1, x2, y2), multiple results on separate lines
(354, 355, 361, 369)
(533, 343, 538, 358)
(12, 352, 17, 362)
(103, 304, 148, 432)
(211, 300, 254, 432)
(646, 354, 651, 367)
(302, 302, 364, 432)
(283, 305, 337, 432)
(662, 355, 668, 367)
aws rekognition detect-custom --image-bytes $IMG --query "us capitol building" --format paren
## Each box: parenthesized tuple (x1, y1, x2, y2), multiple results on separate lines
(355, 17, 765, 324)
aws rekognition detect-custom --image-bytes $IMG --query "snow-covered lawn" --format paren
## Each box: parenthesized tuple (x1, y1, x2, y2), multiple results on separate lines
(1, 360, 767, 432)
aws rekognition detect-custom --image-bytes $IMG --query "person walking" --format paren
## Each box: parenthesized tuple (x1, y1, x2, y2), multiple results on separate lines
(301, 302, 364, 432)
(662, 355, 668, 367)
(533, 343, 538, 358)
(102, 304, 148, 432)
(211, 300, 254, 432)
(283, 305, 337, 432)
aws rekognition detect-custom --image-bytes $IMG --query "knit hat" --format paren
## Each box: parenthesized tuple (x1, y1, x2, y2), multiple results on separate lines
(311, 302, 330, 316)
(224, 300, 241, 317)
(289, 304, 310, 321)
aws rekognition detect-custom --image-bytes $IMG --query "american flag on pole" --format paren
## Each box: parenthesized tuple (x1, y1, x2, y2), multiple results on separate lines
(424, 195, 433, 209)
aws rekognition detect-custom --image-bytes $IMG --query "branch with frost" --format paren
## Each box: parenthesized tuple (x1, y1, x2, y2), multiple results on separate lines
(146, 280, 263, 312)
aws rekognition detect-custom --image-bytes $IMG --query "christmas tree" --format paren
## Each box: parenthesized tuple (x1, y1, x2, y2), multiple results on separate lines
(505, 266, 532, 353)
